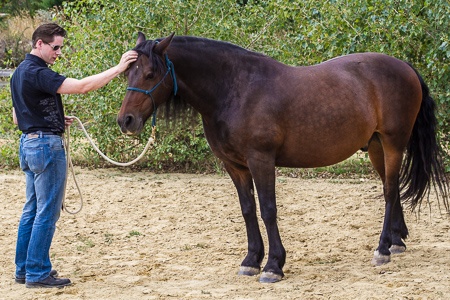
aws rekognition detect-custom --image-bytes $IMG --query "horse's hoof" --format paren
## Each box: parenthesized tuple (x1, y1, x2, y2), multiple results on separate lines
(238, 266, 260, 276)
(389, 245, 406, 254)
(259, 271, 282, 283)
(371, 250, 391, 266)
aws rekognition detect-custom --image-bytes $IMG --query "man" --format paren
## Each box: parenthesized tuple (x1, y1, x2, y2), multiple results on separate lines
(10, 23, 138, 288)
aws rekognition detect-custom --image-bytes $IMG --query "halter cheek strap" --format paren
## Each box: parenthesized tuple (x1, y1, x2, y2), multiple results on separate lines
(126, 53, 178, 127)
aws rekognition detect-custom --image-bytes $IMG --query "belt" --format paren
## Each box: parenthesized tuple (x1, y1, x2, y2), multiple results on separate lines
(26, 131, 63, 138)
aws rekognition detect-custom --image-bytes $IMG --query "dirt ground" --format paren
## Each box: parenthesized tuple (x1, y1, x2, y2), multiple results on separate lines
(0, 167, 449, 300)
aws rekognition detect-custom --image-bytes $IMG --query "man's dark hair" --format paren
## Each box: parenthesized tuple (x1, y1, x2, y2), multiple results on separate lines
(32, 23, 67, 48)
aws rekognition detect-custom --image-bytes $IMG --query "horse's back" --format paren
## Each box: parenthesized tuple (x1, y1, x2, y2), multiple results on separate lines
(311, 52, 418, 89)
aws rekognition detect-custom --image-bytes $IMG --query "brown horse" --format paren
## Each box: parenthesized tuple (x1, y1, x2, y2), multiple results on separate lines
(117, 32, 449, 283)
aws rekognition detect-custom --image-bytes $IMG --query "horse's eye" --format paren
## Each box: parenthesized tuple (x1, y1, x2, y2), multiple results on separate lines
(146, 72, 154, 79)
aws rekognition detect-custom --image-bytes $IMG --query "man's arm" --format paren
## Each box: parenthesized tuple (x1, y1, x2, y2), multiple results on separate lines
(57, 50, 138, 95)
(12, 107, 18, 125)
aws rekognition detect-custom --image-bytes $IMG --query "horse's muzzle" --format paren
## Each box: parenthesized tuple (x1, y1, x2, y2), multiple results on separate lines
(117, 114, 142, 135)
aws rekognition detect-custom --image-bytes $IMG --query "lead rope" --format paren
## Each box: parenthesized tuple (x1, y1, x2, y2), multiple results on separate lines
(61, 116, 156, 214)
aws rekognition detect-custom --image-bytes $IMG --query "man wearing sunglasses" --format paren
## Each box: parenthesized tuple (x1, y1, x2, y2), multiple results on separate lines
(10, 23, 138, 289)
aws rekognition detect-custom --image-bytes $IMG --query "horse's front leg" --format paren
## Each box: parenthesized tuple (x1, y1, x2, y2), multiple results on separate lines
(248, 158, 286, 283)
(224, 163, 265, 277)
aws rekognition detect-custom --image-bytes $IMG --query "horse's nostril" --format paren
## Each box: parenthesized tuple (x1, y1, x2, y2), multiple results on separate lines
(124, 115, 134, 127)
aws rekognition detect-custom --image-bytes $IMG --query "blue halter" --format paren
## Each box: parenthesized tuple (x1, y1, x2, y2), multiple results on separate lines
(126, 53, 178, 127)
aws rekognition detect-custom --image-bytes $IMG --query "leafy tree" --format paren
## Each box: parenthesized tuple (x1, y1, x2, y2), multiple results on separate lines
(1, 0, 449, 171)
(0, 0, 69, 17)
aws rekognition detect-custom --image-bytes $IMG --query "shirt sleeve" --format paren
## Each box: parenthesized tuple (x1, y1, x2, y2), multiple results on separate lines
(35, 67, 67, 95)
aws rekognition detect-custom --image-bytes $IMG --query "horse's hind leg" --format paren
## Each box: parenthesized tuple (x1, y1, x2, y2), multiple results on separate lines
(389, 200, 408, 254)
(367, 134, 408, 265)
(223, 162, 265, 276)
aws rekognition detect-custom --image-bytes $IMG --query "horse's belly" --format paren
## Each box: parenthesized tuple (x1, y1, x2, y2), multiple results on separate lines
(276, 148, 360, 168)
(275, 133, 371, 168)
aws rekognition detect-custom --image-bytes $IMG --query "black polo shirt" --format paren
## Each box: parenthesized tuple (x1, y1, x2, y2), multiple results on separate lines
(10, 54, 67, 134)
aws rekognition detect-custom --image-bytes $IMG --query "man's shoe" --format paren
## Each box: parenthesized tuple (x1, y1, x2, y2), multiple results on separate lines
(25, 275, 71, 289)
(15, 269, 58, 284)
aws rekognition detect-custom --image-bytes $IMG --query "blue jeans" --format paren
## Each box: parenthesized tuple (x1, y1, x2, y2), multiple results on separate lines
(15, 133, 66, 283)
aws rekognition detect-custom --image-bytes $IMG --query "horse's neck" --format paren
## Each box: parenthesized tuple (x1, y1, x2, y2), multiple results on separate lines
(170, 45, 283, 117)
(170, 50, 230, 115)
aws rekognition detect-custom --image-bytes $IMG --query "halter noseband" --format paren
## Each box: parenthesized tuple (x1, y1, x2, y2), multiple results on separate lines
(126, 53, 178, 127)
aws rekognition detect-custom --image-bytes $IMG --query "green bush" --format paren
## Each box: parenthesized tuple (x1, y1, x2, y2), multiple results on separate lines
(0, 11, 54, 68)
(0, 86, 19, 168)
(1, 0, 449, 172)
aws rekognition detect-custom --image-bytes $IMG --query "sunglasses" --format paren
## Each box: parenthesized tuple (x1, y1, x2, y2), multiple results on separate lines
(44, 42, 64, 51)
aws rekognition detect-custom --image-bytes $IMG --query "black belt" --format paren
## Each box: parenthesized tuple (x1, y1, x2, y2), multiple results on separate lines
(25, 131, 63, 138)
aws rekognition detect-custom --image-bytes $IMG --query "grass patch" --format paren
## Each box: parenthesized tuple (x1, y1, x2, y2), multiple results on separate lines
(128, 230, 141, 237)
(104, 233, 114, 245)
(181, 243, 209, 251)
(76, 236, 95, 252)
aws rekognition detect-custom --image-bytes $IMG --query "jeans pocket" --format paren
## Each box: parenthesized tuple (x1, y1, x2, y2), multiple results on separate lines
(24, 145, 46, 174)
(49, 137, 64, 151)
(49, 138, 66, 163)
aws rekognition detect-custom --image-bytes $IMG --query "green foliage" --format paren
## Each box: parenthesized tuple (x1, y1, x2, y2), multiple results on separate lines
(149, 119, 219, 172)
(0, 11, 54, 68)
(0, 86, 19, 168)
(0, 0, 69, 18)
(0, 0, 449, 172)
(1, 32, 32, 68)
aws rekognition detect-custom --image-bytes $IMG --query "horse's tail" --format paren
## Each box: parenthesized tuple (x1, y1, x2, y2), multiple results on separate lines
(399, 64, 449, 212)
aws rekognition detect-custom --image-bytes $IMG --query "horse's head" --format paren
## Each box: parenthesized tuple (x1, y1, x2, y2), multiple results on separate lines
(117, 32, 176, 135)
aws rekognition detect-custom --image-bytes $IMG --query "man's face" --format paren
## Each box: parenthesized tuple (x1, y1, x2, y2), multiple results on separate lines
(36, 35, 64, 65)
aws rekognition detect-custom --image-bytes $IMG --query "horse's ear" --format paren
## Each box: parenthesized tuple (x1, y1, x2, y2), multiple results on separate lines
(154, 32, 175, 55)
(136, 32, 146, 46)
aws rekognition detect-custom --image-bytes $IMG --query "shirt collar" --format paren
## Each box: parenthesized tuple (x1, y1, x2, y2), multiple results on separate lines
(25, 53, 48, 67)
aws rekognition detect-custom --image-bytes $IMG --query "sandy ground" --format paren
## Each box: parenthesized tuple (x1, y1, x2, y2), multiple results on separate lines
(0, 167, 449, 300)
